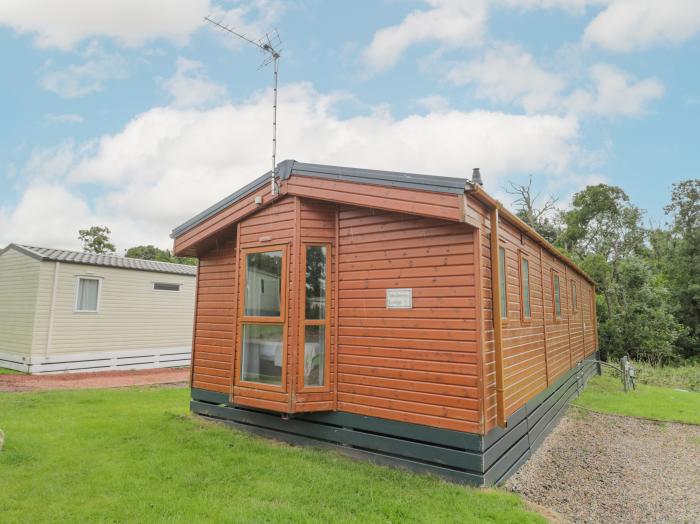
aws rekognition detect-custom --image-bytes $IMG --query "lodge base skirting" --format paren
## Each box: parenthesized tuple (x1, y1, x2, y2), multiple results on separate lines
(191, 352, 599, 486)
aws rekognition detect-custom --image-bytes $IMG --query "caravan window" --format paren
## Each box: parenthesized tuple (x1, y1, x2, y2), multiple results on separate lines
(75, 277, 100, 312)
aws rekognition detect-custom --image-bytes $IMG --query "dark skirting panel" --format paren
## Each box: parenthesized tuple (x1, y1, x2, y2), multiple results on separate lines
(191, 353, 600, 486)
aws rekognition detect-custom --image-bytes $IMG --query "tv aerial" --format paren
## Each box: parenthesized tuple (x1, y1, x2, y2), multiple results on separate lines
(204, 16, 282, 196)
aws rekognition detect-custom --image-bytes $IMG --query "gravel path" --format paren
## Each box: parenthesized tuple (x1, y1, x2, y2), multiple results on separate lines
(507, 408, 700, 524)
(0, 367, 189, 392)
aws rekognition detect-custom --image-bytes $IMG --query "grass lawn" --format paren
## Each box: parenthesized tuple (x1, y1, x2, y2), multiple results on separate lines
(0, 368, 23, 375)
(627, 360, 700, 392)
(575, 374, 700, 425)
(0, 387, 543, 524)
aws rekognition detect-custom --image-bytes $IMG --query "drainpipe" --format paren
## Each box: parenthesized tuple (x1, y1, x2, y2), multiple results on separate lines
(45, 261, 60, 359)
(488, 206, 507, 428)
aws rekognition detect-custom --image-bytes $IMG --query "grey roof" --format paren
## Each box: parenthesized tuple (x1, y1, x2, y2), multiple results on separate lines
(171, 160, 469, 238)
(2, 244, 197, 276)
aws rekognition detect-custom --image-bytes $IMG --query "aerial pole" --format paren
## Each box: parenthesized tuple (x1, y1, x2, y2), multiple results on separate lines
(204, 16, 281, 196)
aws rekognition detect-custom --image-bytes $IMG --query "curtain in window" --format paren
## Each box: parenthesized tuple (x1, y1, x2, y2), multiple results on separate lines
(77, 279, 99, 311)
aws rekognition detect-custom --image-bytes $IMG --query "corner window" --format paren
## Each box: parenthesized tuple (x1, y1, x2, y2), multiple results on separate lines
(520, 256, 531, 320)
(153, 282, 181, 292)
(75, 277, 100, 312)
(240, 247, 286, 386)
(498, 246, 507, 319)
(552, 271, 562, 319)
(301, 245, 330, 389)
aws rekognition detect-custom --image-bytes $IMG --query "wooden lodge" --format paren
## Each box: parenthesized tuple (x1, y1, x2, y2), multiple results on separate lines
(172, 160, 599, 485)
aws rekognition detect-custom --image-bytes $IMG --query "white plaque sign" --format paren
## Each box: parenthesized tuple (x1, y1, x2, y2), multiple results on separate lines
(386, 288, 412, 309)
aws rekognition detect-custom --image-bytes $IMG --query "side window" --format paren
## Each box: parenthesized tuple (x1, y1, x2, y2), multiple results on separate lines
(499, 246, 507, 319)
(571, 281, 578, 312)
(552, 271, 562, 319)
(75, 277, 100, 312)
(153, 282, 181, 292)
(301, 244, 330, 389)
(240, 248, 285, 386)
(520, 256, 531, 320)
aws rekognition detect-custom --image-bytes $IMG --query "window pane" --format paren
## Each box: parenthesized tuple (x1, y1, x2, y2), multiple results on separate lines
(153, 282, 180, 291)
(241, 324, 283, 385)
(499, 247, 507, 319)
(305, 246, 327, 320)
(303, 325, 326, 387)
(77, 278, 99, 311)
(521, 259, 531, 319)
(572, 283, 577, 310)
(553, 274, 562, 318)
(244, 251, 282, 317)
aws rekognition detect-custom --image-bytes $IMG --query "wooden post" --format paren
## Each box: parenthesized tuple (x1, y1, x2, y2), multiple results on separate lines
(538, 247, 550, 387)
(489, 206, 507, 428)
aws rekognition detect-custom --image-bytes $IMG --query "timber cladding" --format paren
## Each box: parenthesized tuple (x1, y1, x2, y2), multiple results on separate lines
(177, 161, 598, 455)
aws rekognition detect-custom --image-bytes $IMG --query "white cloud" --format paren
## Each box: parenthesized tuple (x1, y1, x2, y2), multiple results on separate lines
(40, 42, 127, 98)
(584, 0, 700, 52)
(414, 95, 451, 113)
(447, 43, 566, 113)
(362, 0, 487, 72)
(566, 63, 665, 117)
(44, 113, 85, 124)
(0, 0, 281, 51)
(1, 83, 582, 251)
(162, 58, 227, 108)
(448, 44, 663, 117)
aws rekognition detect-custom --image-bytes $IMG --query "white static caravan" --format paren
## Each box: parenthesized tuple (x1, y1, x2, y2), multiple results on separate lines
(0, 244, 197, 374)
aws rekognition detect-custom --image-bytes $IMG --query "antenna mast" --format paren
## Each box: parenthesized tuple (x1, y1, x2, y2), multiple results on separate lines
(204, 16, 281, 196)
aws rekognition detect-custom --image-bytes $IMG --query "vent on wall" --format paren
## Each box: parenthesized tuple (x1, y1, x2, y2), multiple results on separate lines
(153, 282, 181, 292)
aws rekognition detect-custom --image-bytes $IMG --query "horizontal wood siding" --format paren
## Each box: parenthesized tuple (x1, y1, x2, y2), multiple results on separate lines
(470, 195, 598, 432)
(336, 206, 480, 433)
(192, 241, 236, 394)
(287, 176, 463, 223)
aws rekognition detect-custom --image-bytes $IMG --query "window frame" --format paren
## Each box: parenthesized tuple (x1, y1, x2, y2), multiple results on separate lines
(73, 276, 102, 313)
(519, 252, 532, 321)
(498, 245, 508, 320)
(152, 282, 181, 292)
(571, 280, 578, 313)
(298, 243, 332, 393)
(551, 270, 562, 320)
(236, 244, 289, 392)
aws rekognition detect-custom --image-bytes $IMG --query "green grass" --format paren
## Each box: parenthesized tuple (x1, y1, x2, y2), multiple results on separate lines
(0, 387, 543, 524)
(627, 360, 700, 392)
(575, 374, 700, 425)
(0, 368, 23, 375)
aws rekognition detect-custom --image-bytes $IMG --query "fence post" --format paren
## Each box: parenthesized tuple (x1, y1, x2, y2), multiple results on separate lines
(620, 356, 629, 392)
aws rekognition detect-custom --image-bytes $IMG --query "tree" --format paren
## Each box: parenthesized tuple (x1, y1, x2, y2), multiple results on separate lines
(559, 184, 646, 263)
(504, 175, 561, 243)
(661, 179, 700, 358)
(125, 245, 197, 266)
(78, 226, 116, 254)
(597, 257, 684, 364)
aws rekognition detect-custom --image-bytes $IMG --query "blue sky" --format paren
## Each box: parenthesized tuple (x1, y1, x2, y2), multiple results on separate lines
(1, 0, 699, 251)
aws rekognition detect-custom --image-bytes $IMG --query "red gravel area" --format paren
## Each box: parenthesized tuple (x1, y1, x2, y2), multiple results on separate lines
(0, 367, 189, 392)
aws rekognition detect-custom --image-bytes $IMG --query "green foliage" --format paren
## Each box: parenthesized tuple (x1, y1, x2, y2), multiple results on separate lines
(0, 368, 23, 375)
(661, 179, 700, 358)
(511, 178, 699, 365)
(598, 258, 685, 364)
(125, 245, 197, 266)
(78, 225, 116, 254)
(629, 360, 700, 392)
(574, 374, 700, 425)
(0, 387, 543, 523)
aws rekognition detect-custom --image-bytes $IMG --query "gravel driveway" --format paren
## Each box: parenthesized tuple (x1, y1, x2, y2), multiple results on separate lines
(507, 408, 700, 523)
(0, 367, 189, 392)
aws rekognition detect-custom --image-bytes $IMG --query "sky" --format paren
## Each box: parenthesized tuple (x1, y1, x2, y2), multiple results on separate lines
(1, 0, 699, 252)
